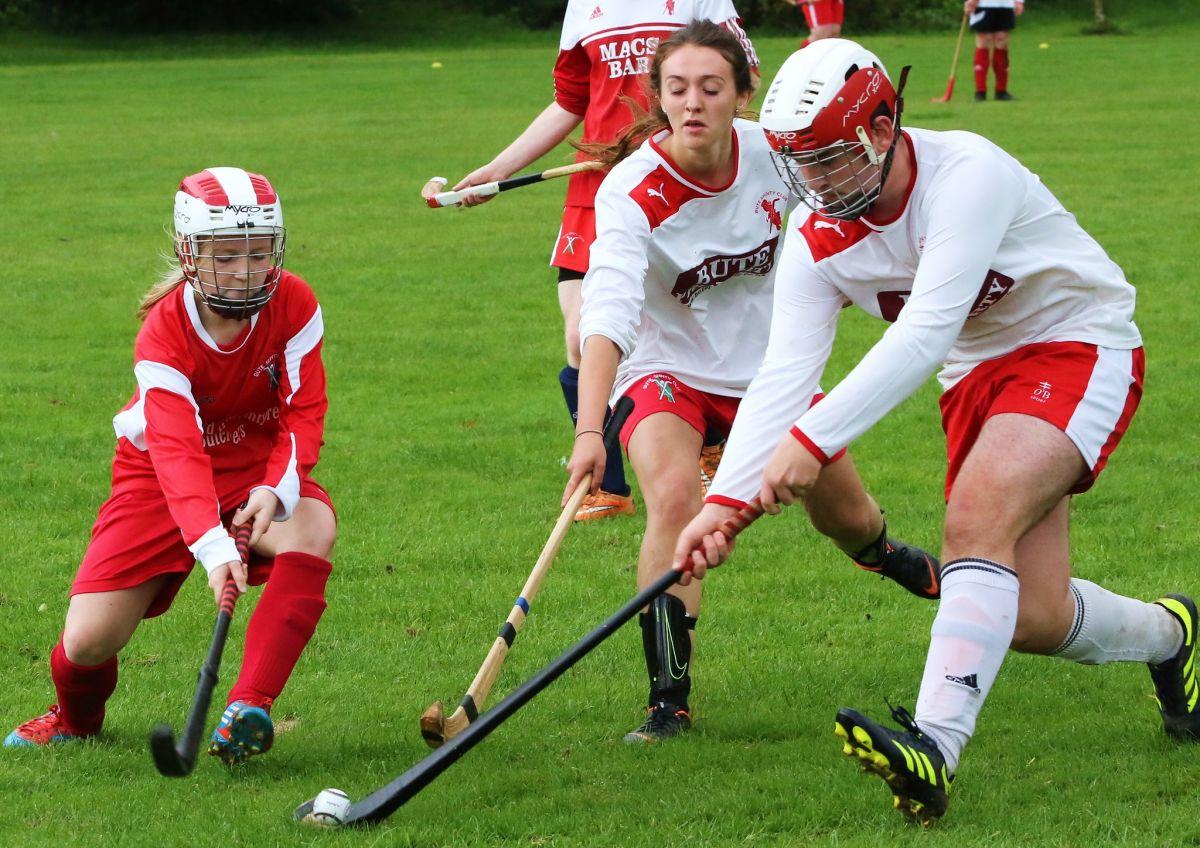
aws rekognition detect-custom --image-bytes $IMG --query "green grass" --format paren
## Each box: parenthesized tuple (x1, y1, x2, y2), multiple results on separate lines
(2, 10, 1199, 847)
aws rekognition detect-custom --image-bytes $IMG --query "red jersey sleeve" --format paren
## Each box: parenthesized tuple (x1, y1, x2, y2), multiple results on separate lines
(553, 44, 591, 117)
(251, 283, 327, 521)
(124, 313, 239, 574)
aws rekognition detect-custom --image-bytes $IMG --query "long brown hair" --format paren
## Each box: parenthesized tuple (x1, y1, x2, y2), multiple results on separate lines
(575, 20, 755, 170)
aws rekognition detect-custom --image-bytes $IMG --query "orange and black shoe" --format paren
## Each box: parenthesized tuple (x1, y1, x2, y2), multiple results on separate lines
(575, 490, 636, 523)
(851, 526, 940, 600)
(1149, 594, 1200, 740)
(4, 705, 89, 748)
(699, 441, 725, 498)
(623, 702, 691, 744)
(834, 705, 954, 826)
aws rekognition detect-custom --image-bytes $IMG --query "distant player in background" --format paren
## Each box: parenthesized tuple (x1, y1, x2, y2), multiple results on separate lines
(676, 40, 1193, 824)
(967, 0, 1023, 100)
(5, 168, 336, 767)
(443, 0, 760, 522)
(565, 23, 939, 745)
(787, 0, 844, 47)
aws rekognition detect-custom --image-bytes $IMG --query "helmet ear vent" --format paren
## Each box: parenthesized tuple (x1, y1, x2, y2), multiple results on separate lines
(844, 64, 859, 81)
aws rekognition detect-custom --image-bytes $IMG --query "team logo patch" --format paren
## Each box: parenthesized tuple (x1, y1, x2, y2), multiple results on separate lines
(664, 0, 675, 13)
(644, 374, 678, 403)
(756, 190, 786, 235)
(560, 231, 583, 256)
(1031, 381, 1052, 404)
(254, 353, 281, 391)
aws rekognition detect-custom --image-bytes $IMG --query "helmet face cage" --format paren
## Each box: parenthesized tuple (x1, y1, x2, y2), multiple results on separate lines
(772, 140, 884, 221)
(177, 227, 286, 320)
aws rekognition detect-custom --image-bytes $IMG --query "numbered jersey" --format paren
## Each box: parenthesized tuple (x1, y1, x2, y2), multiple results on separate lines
(555, 0, 757, 207)
(578, 119, 797, 399)
(707, 127, 1141, 504)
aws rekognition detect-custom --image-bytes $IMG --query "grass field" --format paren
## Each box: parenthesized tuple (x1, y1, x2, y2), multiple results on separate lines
(1, 6, 1199, 846)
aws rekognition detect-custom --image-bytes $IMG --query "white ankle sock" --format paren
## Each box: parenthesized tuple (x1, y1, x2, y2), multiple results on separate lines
(914, 558, 1020, 773)
(1052, 579, 1182, 665)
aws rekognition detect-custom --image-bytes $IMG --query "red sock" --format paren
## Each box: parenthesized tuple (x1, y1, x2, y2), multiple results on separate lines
(227, 552, 331, 706)
(51, 640, 117, 735)
(974, 47, 990, 93)
(993, 47, 1009, 92)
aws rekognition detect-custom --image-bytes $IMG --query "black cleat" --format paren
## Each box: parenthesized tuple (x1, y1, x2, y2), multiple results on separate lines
(973, 91, 986, 102)
(1149, 594, 1200, 740)
(853, 538, 941, 600)
(994, 90, 1015, 101)
(834, 705, 953, 826)
(623, 702, 691, 744)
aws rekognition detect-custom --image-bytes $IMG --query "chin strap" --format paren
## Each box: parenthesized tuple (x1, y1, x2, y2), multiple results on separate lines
(858, 64, 913, 215)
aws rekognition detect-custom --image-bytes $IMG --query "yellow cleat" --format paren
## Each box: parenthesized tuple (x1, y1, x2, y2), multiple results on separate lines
(833, 706, 954, 825)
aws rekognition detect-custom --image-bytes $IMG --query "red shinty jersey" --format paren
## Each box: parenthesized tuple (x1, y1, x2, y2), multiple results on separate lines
(554, 0, 758, 208)
(111, 272, 326, 563)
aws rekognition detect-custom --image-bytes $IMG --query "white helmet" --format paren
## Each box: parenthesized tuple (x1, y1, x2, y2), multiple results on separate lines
(174, 167, 286, 319)
(760, 40, 908, 220)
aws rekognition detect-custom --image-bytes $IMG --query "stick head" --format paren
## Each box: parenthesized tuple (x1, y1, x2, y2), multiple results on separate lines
(419, 701, 446, 748)
(149, 723, 192, 777)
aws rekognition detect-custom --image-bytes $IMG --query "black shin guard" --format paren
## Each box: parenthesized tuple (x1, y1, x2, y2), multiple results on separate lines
(638, 593, 696, 709)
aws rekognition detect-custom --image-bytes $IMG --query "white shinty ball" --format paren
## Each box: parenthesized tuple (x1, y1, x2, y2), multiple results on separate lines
(311, 788, 352, 826)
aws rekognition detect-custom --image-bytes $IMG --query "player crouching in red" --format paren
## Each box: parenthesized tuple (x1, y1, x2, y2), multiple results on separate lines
(5, 167, 336, 766)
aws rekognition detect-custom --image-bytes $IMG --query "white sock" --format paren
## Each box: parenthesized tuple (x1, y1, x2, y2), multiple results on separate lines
(914, 558, 1020, 773)
(1052, 579, 1182, 665)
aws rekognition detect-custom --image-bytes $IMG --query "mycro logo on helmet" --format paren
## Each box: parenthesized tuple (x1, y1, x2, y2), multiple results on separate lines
(765, 131, 799, 153)
(225, 205, 263, 214)
(841, 72, 882, 126)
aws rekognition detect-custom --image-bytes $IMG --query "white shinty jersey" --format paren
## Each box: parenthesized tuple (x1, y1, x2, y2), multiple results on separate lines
(578, 119, 798, 400)
(976, 1, 1018, 9)
(709, 127, 1141, 505)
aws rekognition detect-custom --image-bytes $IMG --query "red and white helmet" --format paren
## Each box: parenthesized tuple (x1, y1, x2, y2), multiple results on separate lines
(174, 167, 286, 319)
(760, 39, 906, 220)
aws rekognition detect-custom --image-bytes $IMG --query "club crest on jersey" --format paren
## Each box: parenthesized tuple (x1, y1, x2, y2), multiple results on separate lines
(756, 191, 786, 234)
(644, 374, 677, 403)
(560, 231, 583, 256)
(671, 236, 779, 306)
(664, 0, 675, 13)
(254, 353, 281, 391)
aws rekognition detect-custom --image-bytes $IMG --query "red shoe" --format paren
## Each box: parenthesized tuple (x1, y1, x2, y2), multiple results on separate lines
(4, 705, 88, 747)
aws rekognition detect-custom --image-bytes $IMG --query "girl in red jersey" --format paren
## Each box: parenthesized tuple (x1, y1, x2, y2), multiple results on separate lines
(5, 168, 336, 766)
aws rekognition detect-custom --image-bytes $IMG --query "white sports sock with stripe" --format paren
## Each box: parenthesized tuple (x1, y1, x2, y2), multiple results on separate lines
(914, 558, 1020, 773)
(1052, 579, 1182, 665)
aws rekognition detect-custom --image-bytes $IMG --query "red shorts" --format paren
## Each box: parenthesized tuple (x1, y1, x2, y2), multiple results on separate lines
(71, 478, 335, 618)
(618, 373, 741, 448)
(940, 342, 1144, 500)
(619, 371, 846, 462)
(803, 0, 844, 29)
(550, 205, 596, 275)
